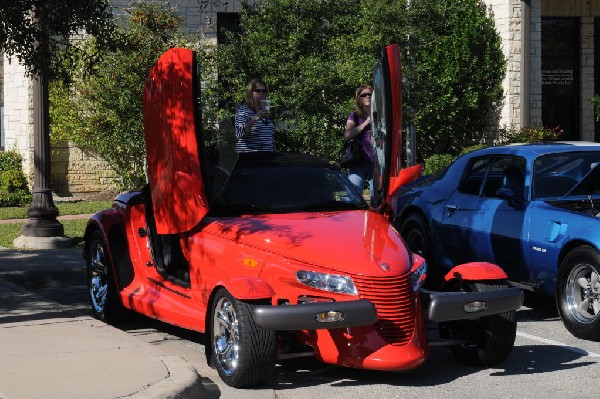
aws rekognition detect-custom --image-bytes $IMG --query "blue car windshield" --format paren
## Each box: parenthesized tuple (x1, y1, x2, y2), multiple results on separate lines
(533, 151, 600, 199)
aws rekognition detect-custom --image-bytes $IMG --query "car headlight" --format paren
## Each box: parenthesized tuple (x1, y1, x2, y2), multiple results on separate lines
(296, 270, 358, 296)
(411, 260, 428, 292)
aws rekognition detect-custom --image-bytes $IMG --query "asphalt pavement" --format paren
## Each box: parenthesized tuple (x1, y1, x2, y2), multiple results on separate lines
(0, 246, 205, 399)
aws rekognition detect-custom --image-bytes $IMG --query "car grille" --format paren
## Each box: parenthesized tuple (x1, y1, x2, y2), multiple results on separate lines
(352, 274, 416, 345)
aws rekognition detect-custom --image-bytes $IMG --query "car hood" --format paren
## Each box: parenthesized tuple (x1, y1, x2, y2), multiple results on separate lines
(203, 210, 412, 276)
(565, 164, 600, 197)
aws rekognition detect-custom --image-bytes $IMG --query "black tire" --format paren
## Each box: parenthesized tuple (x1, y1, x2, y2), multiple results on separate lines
(399, 213, 441, 287)
(400, 214, 431, 259)
(557, 246, 600, 341)
(86, 230, 123, 324)
(209, 288, 276, 388)
(444, 281, 517, 366)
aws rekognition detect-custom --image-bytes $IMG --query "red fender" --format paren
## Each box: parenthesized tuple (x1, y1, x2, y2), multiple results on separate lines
(219, 277, 275, 300)
(444, 262, 508, 282)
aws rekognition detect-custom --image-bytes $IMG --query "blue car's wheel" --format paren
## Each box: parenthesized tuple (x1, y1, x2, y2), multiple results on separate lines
(400, 213, 442, 287)
(557, 246, 600, 341)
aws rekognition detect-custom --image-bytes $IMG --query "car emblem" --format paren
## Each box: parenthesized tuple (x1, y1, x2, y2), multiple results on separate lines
(379, 262, 390, 271)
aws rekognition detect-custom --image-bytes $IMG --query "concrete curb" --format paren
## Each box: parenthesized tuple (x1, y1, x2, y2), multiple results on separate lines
(128, 355, 204, 399)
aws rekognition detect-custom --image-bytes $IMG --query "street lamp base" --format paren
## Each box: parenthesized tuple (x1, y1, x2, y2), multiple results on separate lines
(13, 235, 73, 250)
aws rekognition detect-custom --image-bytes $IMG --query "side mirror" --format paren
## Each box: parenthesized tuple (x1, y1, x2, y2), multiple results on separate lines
(495, 187, 515, 200)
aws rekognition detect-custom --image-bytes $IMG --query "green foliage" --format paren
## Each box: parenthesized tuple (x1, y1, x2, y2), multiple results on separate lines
(0, 151, 31, 207)
(423, 144, 488, 175)
(406, 0, 505, 159)
(212, 0, 504, 163)
(497, 125, 563, 144)
(50, 1, 192, 190)
(591, 95, 600, 121)
(212, 0, 407, 162)
(0, 0, 114, 79)
(423, 153, 454, 175)
(0, 151, 24, 172)
(50, 0, 506, 187)
(459, 144, 487, 156)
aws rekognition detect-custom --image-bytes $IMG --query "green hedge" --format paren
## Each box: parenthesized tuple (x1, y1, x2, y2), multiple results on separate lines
(0, 151, 32, 207)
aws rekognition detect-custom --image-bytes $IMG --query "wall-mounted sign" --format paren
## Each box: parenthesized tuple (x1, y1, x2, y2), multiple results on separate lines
(542, 69, 574, 86)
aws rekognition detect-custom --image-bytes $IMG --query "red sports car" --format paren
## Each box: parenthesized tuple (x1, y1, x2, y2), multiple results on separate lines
(84, 45, 523, 388)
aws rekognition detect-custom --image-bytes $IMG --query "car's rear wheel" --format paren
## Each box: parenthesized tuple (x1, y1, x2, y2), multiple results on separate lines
(443, 281, 517, 365)
(209, 288, 276, 388)
(557, 246, 600, 341)
(86, 230, 123, 324)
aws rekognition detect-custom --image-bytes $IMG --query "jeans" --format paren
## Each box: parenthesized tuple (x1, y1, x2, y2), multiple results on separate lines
(348, 161, 374, 203)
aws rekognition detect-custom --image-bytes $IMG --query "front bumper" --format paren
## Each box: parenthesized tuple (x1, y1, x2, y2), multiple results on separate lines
(422, 287, 523, 322)
(253, 299, 377, 330)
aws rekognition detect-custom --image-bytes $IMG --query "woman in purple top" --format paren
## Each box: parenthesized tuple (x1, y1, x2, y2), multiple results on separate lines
(343, 84, 374, 203)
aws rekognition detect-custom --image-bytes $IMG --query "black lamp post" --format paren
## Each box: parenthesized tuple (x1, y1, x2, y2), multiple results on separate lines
(13, 5, 70, 249)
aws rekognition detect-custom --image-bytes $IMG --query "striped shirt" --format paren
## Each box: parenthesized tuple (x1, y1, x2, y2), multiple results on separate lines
(234, 104, 276, 152)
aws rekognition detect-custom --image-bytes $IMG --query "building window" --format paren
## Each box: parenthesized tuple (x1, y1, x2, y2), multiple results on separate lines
(541, 18, 580, 140)
(217, 13, 241, 45)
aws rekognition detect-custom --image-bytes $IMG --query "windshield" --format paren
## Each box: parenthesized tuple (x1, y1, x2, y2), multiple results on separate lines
(210, 155, 368, 216)
(533, 151, 600, 199)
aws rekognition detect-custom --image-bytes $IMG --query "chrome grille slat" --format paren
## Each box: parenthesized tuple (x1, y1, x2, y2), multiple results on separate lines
(353, 274, 415, 345)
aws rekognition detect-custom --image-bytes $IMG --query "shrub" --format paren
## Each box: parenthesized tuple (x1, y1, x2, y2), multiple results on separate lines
(423, 153, 455, 175)
(0, 151, 23, 172)
(0, 152, 31, 207)
(497, 125, 563, 144)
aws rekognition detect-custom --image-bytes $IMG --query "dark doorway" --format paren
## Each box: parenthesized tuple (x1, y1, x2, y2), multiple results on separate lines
(542, 18, 580, 140)
(594, 18, 600, 141)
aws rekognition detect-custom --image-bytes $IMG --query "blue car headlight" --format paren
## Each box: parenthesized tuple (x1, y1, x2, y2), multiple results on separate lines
(296, 270, 358, 296)
(411, 260, 428, 292)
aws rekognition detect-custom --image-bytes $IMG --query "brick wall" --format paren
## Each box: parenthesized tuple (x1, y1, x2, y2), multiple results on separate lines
(2, 53, 33, 180)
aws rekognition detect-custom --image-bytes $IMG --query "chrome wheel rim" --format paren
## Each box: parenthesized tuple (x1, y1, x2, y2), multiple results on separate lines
(88, 239, 108, 315)
(565, 263, 600, 323)
(213, 296, 240, 376)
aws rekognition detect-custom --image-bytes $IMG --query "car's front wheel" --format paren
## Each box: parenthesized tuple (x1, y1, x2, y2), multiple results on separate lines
(399, 213, 442, 287)
(442, 281, 517, 365)
(209, 288, 276, 388)
(86, 230, 123, 324)
(557, 246, 600, 341)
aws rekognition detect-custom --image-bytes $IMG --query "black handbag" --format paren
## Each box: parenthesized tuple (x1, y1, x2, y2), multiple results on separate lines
(339, 139, 366, 168)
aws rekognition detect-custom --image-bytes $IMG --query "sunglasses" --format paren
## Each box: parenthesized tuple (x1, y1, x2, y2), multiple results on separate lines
(254, 89, 268, 94)
(359, 92, 372, 98)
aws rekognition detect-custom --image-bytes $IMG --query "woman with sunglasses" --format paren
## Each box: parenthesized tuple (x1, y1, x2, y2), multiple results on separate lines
(234, 78, 276, 153)
(343, 84, 374, 203)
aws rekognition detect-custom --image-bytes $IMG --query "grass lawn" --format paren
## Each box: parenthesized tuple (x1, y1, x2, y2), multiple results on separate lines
(0, 201, 112, 220)
(0, 201, 111, 249)
(0, 219, 89, 249)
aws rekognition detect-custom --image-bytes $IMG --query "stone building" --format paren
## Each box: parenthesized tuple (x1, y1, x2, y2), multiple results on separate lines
(1, 0, 599, 196)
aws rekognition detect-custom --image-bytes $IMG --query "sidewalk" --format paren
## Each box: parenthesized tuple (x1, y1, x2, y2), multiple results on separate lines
(0, 247, 204, 399)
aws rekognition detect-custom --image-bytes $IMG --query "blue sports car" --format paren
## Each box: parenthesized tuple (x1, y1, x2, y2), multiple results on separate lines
(395, 142, 600, 340)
